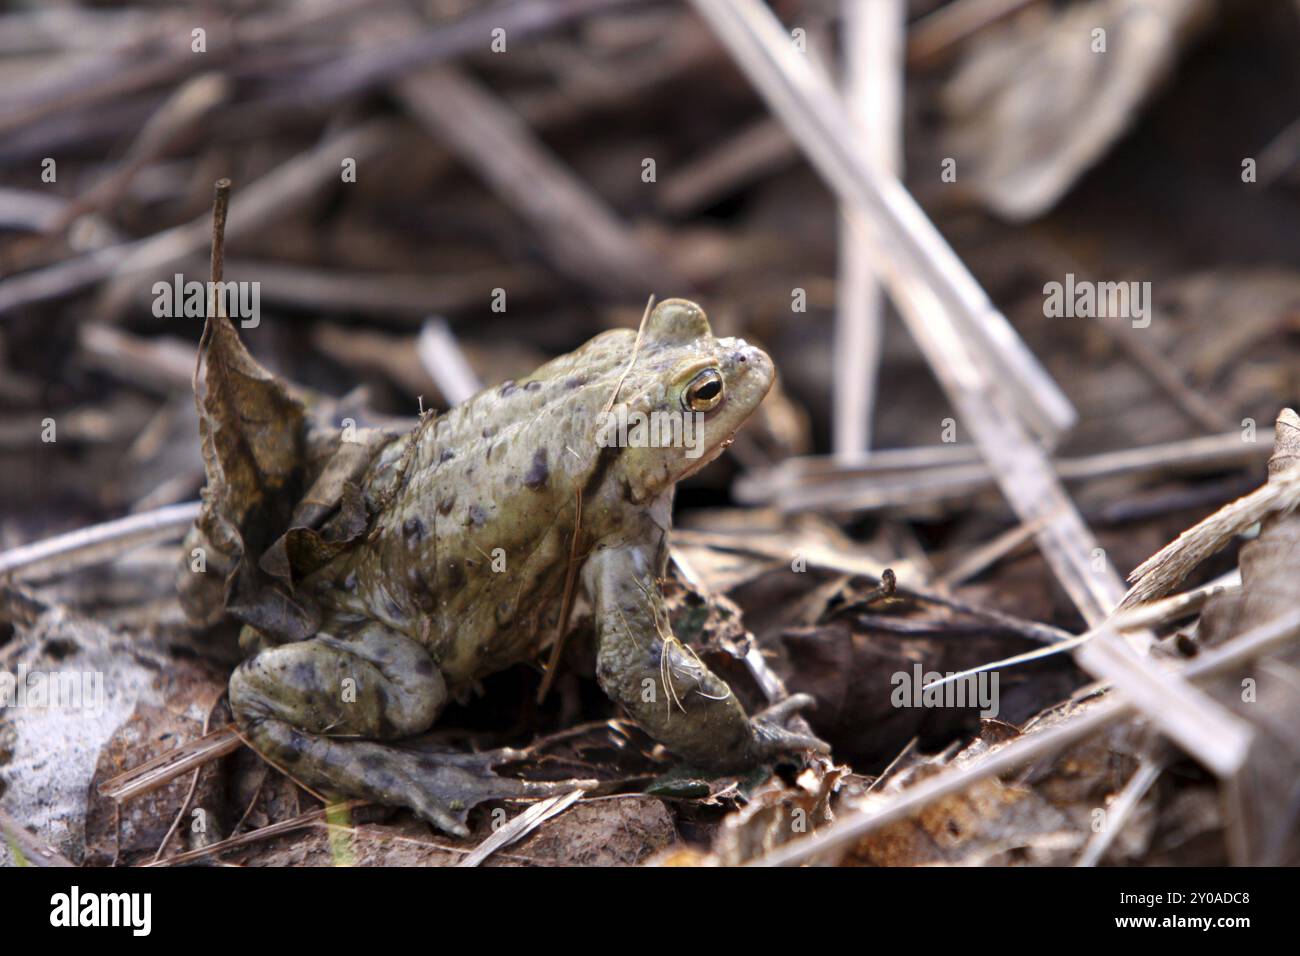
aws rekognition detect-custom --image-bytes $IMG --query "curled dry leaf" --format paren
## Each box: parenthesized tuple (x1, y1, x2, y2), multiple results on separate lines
(943, 0, 1213, 220)
(177, 313, 400, 643)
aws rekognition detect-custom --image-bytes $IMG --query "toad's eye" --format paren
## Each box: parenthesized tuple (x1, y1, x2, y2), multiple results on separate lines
(683, 369, 724, 412)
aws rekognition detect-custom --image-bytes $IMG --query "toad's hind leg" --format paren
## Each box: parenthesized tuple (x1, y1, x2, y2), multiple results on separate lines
(229, 622, 587, 836)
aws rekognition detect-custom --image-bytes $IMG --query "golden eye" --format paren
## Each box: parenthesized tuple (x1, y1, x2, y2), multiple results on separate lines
(683, 369, 724, 412)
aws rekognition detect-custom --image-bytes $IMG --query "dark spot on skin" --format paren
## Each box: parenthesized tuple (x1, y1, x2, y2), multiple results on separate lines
(524, 380, 542, 391)
(413, 588, 437, 613)
(468, 504, 487, 527)
(445, 560, 466, 589)
(737, 353, 747, 363)
(403, 516, 424, 540)
(439, 448, 455, 463)
(438, 495, 456, 516)
(414, 656, 435, 676)
(482, 425, 497, 439)
(279, 732, 306, 764)
(499, 380, 517, 396)
(564, 375, 589, 389)
(523, 448, 549, 490)
(290, 661, 315, 688)
(360, 753, 387, 772)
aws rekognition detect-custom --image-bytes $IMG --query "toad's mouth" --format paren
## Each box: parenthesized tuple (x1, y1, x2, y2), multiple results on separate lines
(678, 433, 736, 481)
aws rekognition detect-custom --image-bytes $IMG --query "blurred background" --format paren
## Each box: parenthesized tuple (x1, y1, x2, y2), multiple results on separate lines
(4, 0, 1300, 866)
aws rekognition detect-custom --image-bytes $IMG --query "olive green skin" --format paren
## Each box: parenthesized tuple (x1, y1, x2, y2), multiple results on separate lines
(229, 300, 827, 834)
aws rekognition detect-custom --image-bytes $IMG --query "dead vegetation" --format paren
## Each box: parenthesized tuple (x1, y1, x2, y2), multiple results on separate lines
(3, 0, 1300, 867)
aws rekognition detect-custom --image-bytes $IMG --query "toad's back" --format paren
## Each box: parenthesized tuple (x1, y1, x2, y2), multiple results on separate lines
(304, 329, 637, 688)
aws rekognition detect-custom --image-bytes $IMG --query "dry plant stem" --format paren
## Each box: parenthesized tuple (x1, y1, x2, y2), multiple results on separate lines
(0, 501, 199, 580)
(49, 74, 230, 234)
(156, 256, 547, 321)
(863, 737, 918, 795)
(604, 295, 654, 414)
(688, 0, 1075, 446)
(0, 0, 381, 137)
(1122, 464, 1300, 609)
(832, 0, 904, 457)
(0, 806, 74, 867)
(739, 429, 1273, 512)
(755, 605, 1300, 866)
(1109, 570, 1240, 632)
(0, 121, 393, 316)
(417, 317, 484, 406)
(97, 725, 242, 802)
(1256, 113, 1300, 187)
(1040, 241, 1232, 433)
(926, 571, 1243, 691)
(935, 515, 1045, 587)
(77, 325, 197, 394)
(690, 0, 1251, 780)
(267, 0, 633, 113)
(208, 178, 231, 322)
(457, 790, 585, 867)
(1074, 752, 1165, 867)
(673, 528, 1069, 645)
(907, 0, 1043, 67)
(152, 692, 222, 863)
(1090, 306, 1233, 434)
(322, 822, 535, 862)
(537, 488, 585, 704)
(396, 63, 681, 297)
(143, 801, 367, 867)
(0, 188, 80, 232)
(659, 119, 797, 215)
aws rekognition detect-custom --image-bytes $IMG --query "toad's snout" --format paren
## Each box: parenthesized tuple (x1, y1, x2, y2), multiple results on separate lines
(723, 338, 775, 399)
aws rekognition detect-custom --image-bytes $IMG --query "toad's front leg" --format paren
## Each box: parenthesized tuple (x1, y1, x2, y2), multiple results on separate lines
(582, 541, 829, 773)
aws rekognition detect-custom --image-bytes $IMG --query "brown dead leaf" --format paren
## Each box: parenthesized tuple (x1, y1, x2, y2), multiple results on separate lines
(177, 314, 400, 642)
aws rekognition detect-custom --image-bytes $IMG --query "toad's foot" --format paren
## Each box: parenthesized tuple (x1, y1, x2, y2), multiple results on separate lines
(247, 720, 596, 837)
(746, 693, 831, 763)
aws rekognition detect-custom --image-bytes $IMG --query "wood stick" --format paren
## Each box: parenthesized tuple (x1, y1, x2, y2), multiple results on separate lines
(833, 0, 904, 458)
(0, 501, 199, 581)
